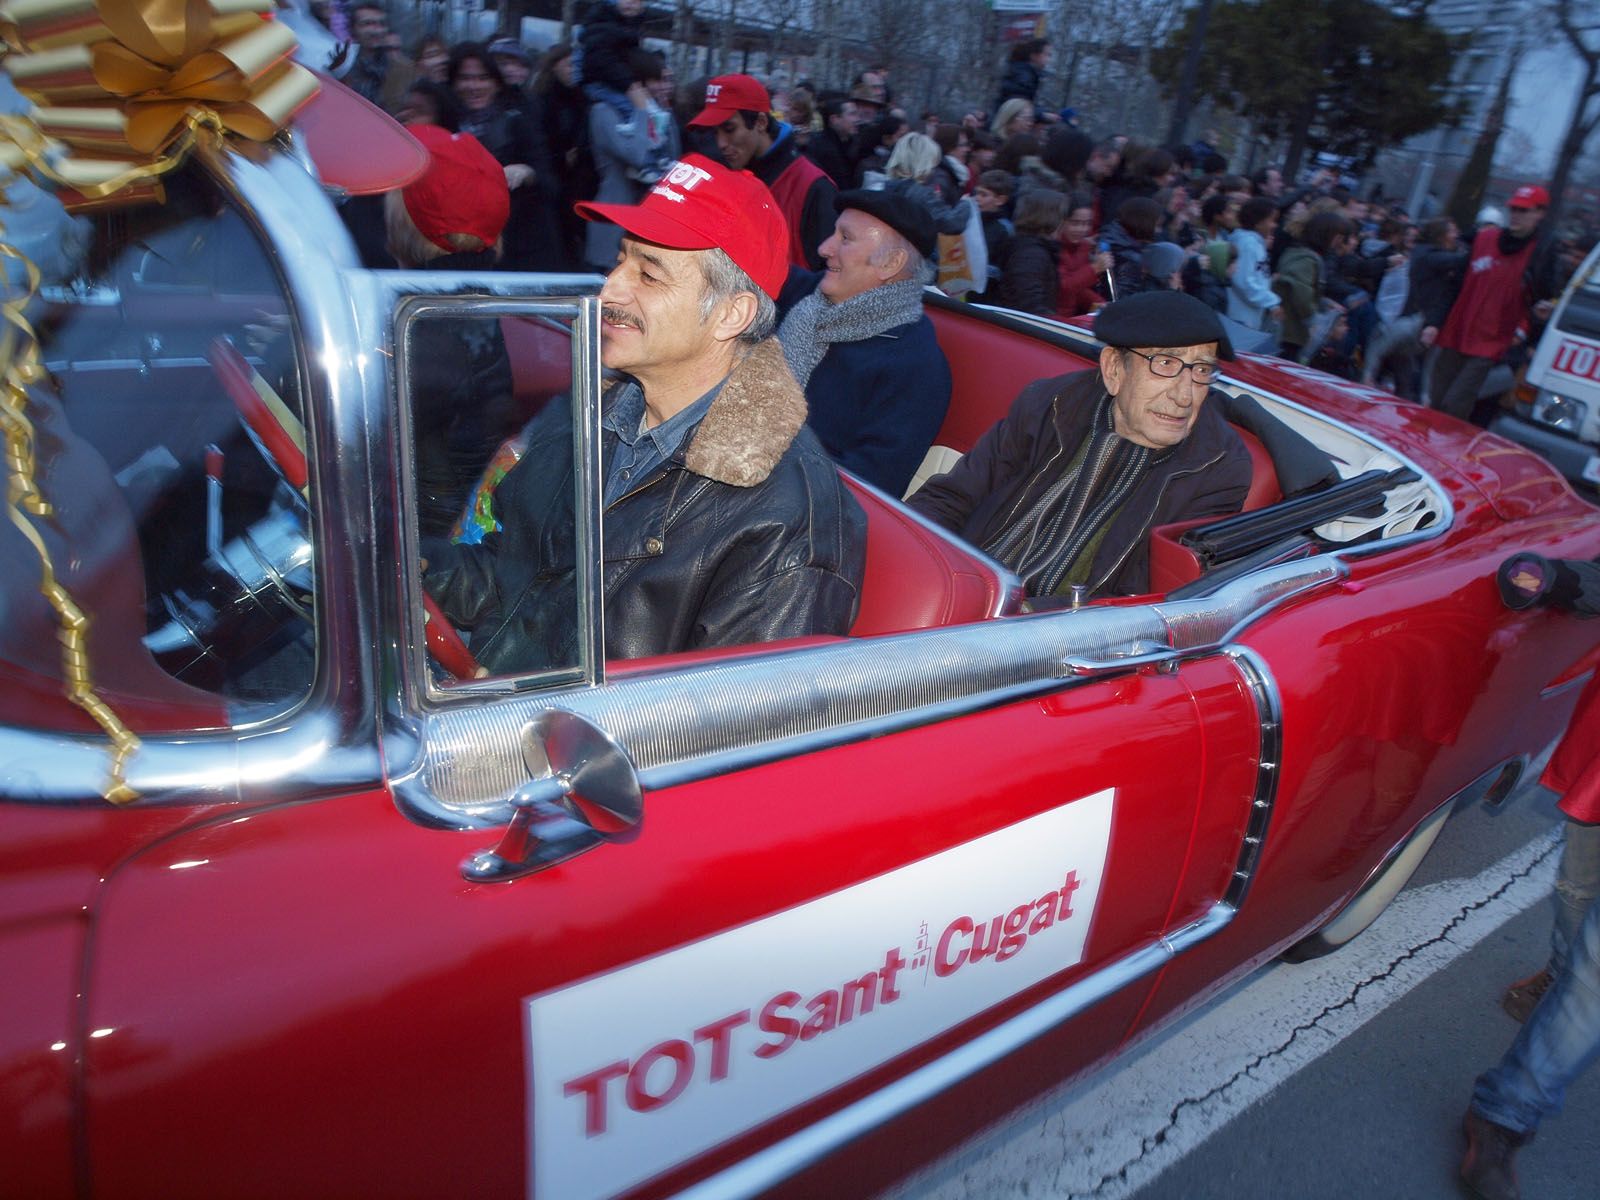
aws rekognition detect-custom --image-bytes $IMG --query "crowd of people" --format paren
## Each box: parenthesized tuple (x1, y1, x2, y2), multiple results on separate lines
(320, 6, 1588, 433)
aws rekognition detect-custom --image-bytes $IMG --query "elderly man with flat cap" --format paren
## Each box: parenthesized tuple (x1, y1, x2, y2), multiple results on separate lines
(910, 290, 1252, 599)
(423, 154, 866, 671)
(774, 189, 953, 496)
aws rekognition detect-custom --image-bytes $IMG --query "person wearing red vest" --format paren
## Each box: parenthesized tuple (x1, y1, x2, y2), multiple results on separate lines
(1458, 551, 1600, 1200)
(1429, 183, 1561, 423)
(689, 74, 837, 272)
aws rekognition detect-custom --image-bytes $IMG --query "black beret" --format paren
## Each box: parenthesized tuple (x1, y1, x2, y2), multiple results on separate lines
(834, 188, 938, 259)
(1093, 290, 1236, 360)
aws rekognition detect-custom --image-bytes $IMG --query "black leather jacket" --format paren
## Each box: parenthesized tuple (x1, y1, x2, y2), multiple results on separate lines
(424, 338, 866, 672)
(909, 369, 1251, 597)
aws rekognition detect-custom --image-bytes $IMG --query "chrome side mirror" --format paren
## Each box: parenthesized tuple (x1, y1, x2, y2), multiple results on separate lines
(461, 709, 642, 883)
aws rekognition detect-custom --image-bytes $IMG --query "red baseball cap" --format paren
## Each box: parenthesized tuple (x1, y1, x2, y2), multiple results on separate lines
(574, 154, 788, 299)
(1509, 184, 1550, 210)
(402, 124, 510, 251)
(689, 74, 771, 127)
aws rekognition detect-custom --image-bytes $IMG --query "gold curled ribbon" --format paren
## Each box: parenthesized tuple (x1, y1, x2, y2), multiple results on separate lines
(0, 0, 317, 801)
(0, 196, 140, 802)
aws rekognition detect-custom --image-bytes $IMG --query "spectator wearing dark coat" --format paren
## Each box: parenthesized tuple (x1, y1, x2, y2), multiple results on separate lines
(530, 44, 592, 270)
(577, 0, 645, 115)
(1101, 196, 1161, 302)
(1362, 216, 1467, 396)
(775, 191, 952, 497)
(995, 38, 1050, 109)
(807, 92, 861, 187)
(449, 44, 561, 272)
(995, 188, 1067, 317)
(972, 169, 1014, 299)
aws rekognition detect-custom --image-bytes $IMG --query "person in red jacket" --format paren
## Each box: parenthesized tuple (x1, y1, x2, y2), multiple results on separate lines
(689, 74, 837, 271)
(1458, 552, 1600, 1200)
(1055, 192, 1112, 318)
(1429, 184, 1561, 423)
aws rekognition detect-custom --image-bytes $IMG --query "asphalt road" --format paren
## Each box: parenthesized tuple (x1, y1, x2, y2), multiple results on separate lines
(886, 779, 1596, 1200)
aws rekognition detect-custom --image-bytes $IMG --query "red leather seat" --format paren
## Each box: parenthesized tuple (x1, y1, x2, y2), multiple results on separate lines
(926, 303, 1094, 454)
(843, 475, 1020, 636)
(500, 315, 572, 426)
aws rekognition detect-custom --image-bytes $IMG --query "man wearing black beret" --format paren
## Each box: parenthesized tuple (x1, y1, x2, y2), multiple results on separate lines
(774, 189, 953, 497)
(910, 290, 1252, 598)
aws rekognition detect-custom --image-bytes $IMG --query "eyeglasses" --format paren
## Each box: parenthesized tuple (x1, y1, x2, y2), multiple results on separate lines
(1125, 349, 1218, 384)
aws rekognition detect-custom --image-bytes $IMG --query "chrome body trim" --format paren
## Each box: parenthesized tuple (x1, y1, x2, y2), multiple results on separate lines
(1220, 646, 1284, 907)
(668, 902, 1237, 1200)
(394, 557, 1337, 824)
(1541, 667, 1595, 700)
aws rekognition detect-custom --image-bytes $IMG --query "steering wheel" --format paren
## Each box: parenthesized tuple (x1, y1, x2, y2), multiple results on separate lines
(207, 336, 481, 680)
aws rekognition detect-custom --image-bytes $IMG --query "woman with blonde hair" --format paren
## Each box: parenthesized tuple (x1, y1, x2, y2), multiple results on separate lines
(876, 132, 974, 243)
(885, 132, 943, 183)
(990, 97, 1034, 139)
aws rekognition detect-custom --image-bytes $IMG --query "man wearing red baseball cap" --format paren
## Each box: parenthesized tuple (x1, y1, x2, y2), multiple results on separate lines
(690, 73, 837, 272)
(422, 154, 865, 669)
(1430, 182, 1562, 423)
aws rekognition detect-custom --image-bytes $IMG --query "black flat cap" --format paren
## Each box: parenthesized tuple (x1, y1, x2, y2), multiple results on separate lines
(835, 188, 938, 259)
(1094, 290, 1235, 360)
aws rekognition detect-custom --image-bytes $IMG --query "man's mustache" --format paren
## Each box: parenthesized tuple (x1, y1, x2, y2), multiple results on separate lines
(602, 306, 643, 331)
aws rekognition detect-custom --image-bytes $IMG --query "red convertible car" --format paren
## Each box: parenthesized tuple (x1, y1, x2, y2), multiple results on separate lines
(5, 136, 1600, 1200)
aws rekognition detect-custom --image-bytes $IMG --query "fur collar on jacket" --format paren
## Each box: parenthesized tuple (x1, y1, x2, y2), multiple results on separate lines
(684, 337, 808, 488)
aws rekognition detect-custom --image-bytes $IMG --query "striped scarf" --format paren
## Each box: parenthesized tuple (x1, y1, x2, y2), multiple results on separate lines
(983, 394, 1158, 595)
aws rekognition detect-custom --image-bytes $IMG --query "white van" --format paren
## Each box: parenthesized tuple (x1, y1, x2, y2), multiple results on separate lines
(1492, 241, 1600, 489)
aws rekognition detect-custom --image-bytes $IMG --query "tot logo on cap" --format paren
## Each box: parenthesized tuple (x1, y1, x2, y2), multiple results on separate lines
(689, 74, 772, 127)
(574, 154, 789, 299)
(1509, 184, 1550, 210)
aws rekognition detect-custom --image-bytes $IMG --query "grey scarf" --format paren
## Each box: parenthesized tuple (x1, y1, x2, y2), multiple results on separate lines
(777, 277, 928, 389)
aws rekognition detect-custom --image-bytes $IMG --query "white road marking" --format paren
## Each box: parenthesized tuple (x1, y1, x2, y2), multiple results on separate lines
(887, 833, 1561, 1200)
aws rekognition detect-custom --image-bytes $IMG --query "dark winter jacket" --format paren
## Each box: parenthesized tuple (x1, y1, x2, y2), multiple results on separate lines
(458, 101, 559, 270)
(994, 232, 1059, 316)
(995, 59, 1044, 107)
(792, 299, 953, 497)
(424, 338, 866, 669)
(909, 368, 1252, 598)
(1099, 219, 1147, 302)
(1401, 243, 1469, 329)
(409, 251, 518, 537)
(805, 126, 857, 187)
(973, 212, 1012, 297)
(577, 1, 644, 94)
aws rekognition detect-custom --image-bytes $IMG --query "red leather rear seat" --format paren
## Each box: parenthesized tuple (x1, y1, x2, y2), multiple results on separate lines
(926, 304, 1094, 454)
(843, 475, 1020, 636)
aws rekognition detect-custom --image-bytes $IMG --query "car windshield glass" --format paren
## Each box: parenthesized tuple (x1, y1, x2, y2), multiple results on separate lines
(409, 306, 585, 686)
(0, 167, 313, 736)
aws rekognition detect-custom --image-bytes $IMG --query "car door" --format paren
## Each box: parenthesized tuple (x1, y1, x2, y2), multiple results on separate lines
(77, 270, 1274, 1200)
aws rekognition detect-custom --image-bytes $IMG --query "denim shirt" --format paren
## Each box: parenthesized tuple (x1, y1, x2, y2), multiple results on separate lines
(601, 377, 724, 507)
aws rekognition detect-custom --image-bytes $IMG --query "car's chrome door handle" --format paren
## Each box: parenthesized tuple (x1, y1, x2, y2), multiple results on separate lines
(1061, 639, 1180, 678)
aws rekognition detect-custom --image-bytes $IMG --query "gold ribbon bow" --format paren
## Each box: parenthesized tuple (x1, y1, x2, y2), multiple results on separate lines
(2, 0, 317, 174)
